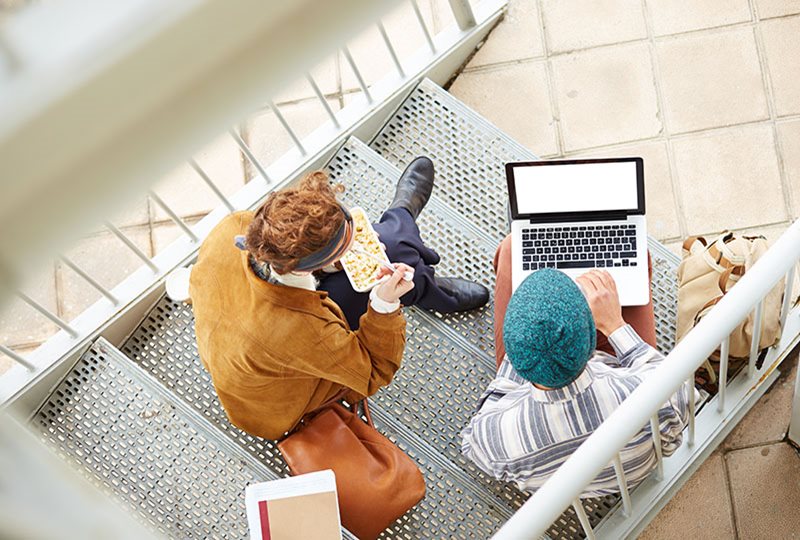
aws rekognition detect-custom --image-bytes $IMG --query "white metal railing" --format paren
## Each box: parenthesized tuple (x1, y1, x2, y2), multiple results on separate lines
(0, 0, 505, 404)
(494, 219, 800, 539)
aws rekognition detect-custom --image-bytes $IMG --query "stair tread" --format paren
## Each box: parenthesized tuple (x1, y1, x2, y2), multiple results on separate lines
(33, 339, 287, 540)
(370, 79, 680, 355)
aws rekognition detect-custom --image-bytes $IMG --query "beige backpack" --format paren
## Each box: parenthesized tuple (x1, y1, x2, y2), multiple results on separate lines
(676, 232, 784, 381)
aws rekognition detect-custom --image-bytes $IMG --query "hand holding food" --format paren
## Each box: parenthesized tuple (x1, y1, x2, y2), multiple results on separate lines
(375, 263, 415, 303)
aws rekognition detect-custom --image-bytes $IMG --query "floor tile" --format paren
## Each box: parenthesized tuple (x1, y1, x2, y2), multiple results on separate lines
(541, 0, 647, 53)
(58, 229, 152, 322)
(425, 0, 457, 33)
(0, 263, 58, 347)
(639, 451, 735, 540)
(760, 16, 800, 117)
(573, 141, 682, 240)
(152, 133, 246, 221)
(466, 0, 543, 68)
(449, 61, 558, 156)
(272, 56, 340, 104)
(777, 119, 800, 218)
(646, 0, 751, 36)
(106, 198, 150, 229)
(756, 0, 800, 18)
(244, 97, 339, 169)
(656, 28, 769, 134)
(86, 197, 150, 235)
(724, 355, 797, 450)
(340, 2, 436, 92)
(726, 443, 800, 539)
(151, 219, 203, 255)
(551, 42, 661, 151)
(672, 125, 786, 233)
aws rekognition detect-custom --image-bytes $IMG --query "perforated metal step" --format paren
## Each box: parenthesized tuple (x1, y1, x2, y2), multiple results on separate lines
(370, 78, 681, 354)
(122, 296, 515, 539)
(32, 338, 297, 540)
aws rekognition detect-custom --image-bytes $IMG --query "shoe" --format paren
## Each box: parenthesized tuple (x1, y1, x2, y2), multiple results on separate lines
(387, 156, 434, 221)
(436, 277, 490, 312)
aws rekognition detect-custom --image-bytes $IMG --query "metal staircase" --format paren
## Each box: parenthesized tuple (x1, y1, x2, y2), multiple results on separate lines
(31, 80, 683, 539)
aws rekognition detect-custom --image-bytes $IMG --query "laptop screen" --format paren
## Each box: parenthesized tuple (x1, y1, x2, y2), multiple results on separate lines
(506, 158, 644, 219)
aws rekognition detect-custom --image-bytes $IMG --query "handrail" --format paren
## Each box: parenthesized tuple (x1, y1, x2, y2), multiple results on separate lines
(494, 219, 800, 539)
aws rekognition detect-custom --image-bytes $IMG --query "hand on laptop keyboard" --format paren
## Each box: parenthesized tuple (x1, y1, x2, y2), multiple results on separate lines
(575, 270, 625, 336)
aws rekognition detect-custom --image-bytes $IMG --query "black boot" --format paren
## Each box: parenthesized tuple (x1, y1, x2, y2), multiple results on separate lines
(435, 277, 490, 312)
(387, 156, 434, 221)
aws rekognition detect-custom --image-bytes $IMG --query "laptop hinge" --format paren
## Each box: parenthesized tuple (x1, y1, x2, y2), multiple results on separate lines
(528, 211, 628, 224)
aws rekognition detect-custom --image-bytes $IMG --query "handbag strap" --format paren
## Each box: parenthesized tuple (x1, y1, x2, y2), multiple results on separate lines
(349, 399, 375, 428)
(693, 266, 739, 326)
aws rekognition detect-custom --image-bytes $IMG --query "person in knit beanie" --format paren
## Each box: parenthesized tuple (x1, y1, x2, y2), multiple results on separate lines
(502, 268, 596, 388)
(462, 266, 692, 496)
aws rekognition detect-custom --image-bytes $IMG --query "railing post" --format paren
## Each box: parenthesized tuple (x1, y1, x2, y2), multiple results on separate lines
(447, 0, 477, 30)
(0, 344, 36, 371)
(717, 337, 730, 412)
(687, 377, 696, 446)
(789, 349, 800, 446)
(572, 499, 596, 540)
(409, 0, 436, 53)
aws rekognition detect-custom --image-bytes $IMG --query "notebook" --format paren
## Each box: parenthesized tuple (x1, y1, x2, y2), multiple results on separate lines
(245, 470, 342, 540)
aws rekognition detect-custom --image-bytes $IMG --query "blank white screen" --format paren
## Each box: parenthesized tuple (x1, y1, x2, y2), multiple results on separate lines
(513, 161, 638, 214)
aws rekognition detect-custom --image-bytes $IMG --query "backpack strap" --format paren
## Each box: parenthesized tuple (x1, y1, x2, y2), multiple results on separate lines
(682, 236, 707, 255)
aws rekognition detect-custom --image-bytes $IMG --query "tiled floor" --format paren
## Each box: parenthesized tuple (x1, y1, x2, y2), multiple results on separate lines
(2, 0, 800, 534)
(639, 353, 800, 539)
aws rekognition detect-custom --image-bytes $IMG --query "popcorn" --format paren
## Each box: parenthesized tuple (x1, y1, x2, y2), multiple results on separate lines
(341, 207, 390, 292)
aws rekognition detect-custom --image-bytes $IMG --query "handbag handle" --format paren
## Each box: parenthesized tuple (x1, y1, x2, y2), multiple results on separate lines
(349, 399, 375, 428)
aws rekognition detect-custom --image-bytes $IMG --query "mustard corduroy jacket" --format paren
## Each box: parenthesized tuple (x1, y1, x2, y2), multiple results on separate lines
(189, 212, 407, 440)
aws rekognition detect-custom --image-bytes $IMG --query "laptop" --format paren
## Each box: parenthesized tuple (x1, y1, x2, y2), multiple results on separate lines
(506, 157, 649, 306)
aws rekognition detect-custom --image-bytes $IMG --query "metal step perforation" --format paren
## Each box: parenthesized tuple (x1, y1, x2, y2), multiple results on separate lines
(33, 339, 295, 540)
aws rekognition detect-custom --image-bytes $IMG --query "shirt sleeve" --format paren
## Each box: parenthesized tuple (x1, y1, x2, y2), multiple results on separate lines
(608, 324, 692, 455)
(369, 286, 401, 314)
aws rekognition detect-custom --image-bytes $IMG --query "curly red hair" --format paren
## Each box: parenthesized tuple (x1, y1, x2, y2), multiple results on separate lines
(245, 171, 345, 274)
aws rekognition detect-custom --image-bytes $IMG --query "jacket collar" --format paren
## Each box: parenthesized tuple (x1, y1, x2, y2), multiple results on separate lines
(241, 251, 332, 311)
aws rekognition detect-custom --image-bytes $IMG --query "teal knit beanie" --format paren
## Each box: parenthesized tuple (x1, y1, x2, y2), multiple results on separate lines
(503, 269, 596, 388)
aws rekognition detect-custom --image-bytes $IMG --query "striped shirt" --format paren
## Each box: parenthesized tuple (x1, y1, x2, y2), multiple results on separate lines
(461, 325, 693, 498)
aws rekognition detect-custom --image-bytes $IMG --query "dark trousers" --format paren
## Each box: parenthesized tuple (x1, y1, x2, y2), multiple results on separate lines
(318, 208, 460, 329)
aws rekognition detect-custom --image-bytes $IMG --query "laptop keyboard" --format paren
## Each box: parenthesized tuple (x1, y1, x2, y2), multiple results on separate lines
(521, 224, 638, 271)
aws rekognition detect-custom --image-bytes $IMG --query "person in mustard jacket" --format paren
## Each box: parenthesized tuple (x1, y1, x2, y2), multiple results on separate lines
(190, 158, 488, 439)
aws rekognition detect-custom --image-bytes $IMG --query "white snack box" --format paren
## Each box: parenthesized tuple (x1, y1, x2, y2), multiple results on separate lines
(340, 206, 391, 293)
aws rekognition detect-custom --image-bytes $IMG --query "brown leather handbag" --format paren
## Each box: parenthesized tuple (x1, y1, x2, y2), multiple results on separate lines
(277, 399, 426, 540)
